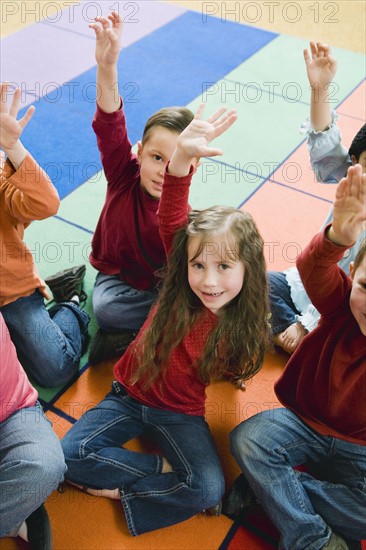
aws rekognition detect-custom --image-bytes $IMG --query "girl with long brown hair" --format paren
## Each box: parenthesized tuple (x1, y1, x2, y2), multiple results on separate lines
(61, 105, 271, 536)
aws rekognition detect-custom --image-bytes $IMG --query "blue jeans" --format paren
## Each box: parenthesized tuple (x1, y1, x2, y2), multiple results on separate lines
(61, 381, 224, 536)
(92, 273, 158, 331)
(230, 408, 366, 550)
(268, 271, 299, 334)
(0, 290, 90, 387)
(0, 402, 66, 537)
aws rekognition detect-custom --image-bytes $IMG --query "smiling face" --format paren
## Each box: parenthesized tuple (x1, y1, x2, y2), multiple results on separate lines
(187, 235, 245, 315)
(138, 126, 180, 199)
(349, 255, 366, 336)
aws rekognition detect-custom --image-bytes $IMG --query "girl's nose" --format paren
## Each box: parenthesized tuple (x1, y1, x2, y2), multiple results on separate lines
(203, 270, 218, 287)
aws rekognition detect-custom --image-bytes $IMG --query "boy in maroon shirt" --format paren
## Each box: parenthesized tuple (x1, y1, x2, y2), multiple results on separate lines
(88, 12, 193, 364)
(226, 164, 366, 550)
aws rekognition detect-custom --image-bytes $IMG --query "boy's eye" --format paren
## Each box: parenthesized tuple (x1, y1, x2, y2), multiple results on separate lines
(154, 155, 163, 162)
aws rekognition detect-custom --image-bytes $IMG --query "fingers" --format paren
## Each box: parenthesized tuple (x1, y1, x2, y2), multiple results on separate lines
(336, 164, 364, 199)
(9, 87, 21, 119)
(212, 109, 238, 137)
(207, 106, 227, 124)
(0, 82, 9, 112)
(194, 103, 206, 120)
(18, 105, 36, 130)
(90, 11, 123, 32)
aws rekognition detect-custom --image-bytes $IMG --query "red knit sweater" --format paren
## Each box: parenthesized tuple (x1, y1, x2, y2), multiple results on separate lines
(113, 167, 218, 416)
(275, 229, 366, 445)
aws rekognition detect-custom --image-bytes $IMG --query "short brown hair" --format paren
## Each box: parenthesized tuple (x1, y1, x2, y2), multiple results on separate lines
(142, 107, 194, 145)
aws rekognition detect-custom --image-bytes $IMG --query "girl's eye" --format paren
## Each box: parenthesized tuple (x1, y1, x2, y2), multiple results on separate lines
(154, 155, 163, 162)
(192, 263, 204, 270)
(219, 264, 230, 270)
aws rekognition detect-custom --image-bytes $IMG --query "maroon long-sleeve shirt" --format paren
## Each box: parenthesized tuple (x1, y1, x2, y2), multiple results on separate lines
(90, 102, 166, 291)
(275, 228, 366, 445)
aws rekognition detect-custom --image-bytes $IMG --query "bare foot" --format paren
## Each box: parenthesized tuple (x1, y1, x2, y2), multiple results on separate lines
(67, 480, 120, 500)
(162, 457, 173, 473)
(273, 322, 308, 354)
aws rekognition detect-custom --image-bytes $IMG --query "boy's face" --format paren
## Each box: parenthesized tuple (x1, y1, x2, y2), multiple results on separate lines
(349, 256, 366, 336)
(138, 127, 180, 199)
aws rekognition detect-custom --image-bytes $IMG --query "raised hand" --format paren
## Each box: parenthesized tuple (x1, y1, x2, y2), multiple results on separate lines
(89, 11, 123, 67)
(0, 83, 34, 155)
(329, 164, 366, 247)
(303, 41, 337, 89)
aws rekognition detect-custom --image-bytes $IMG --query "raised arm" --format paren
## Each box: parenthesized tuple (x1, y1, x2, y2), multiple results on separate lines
(89, 11, 123, 113)
(304, 42, 337, 132)
(158, 105, 237, 253)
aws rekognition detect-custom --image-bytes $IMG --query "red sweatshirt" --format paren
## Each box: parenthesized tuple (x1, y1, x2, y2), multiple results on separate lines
(90, 102, 166, 291)
(275, 228, 366, 445)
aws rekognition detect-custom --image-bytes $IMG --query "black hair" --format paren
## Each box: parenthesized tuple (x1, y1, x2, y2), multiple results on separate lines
(349, 124, 366, 161)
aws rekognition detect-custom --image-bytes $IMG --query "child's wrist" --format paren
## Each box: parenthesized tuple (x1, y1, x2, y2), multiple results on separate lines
(326, 226, 353, 248)
(4, 141, 27, 170)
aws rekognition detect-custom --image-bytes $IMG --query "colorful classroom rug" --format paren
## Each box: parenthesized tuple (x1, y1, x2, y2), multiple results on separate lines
(1, 1, 365, 548)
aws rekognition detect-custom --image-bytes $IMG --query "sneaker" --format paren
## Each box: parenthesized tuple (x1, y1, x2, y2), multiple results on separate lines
(88, 328, 138, 365)
(25, 504, 52, 550)
(323, 533, 350, 550)
(222, 474, 257, 518)
(45, 265, 86, 303)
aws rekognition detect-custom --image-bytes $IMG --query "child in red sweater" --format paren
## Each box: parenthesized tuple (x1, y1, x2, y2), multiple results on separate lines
(227, 164, 366, 550)
(87, 12, 194, 364)
(61, 104, 272, 536)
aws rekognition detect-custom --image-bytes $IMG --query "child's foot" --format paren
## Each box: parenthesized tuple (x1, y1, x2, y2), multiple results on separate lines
(222, 474, 256, 518)
(24, 504, 52, 549)
(273, 322, 307, 354)
(45, 264, 87, 303)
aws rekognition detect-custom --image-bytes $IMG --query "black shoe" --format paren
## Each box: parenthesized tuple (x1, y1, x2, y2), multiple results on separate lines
(88, 328, 138, 365)
(222, 474, 257, 518)
(25, 504, 52, 550)
(204, 501, 222, 516)
(45, 265, 86, 303)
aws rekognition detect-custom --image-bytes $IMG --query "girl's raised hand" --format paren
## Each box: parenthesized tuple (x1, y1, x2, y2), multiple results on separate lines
(89, 11, 123, 67)
(169, 104, 237, 177)
(176, 103, 237, 159)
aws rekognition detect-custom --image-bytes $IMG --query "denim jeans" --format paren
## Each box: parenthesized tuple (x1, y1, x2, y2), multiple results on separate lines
(61, 382, 225, 536)
(230, 408, 366, 550)
(92, 273, 158, 331)
(268, 271, 299, 334)
(0, 290, 90, 387)
(0, 402, 66, 537)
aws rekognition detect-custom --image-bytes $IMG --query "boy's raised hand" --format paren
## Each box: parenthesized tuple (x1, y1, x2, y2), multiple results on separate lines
(329, 164, 366, 247)
(0, 83, 35, 154)
(304, 41, 337, 89)
(89, 11, 123, 67)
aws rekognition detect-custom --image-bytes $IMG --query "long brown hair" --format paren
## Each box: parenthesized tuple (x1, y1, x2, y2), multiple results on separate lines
(131, 206, 271, 388)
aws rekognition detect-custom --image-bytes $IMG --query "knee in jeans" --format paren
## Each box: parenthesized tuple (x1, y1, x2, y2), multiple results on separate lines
(230, 420, 263, 461)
